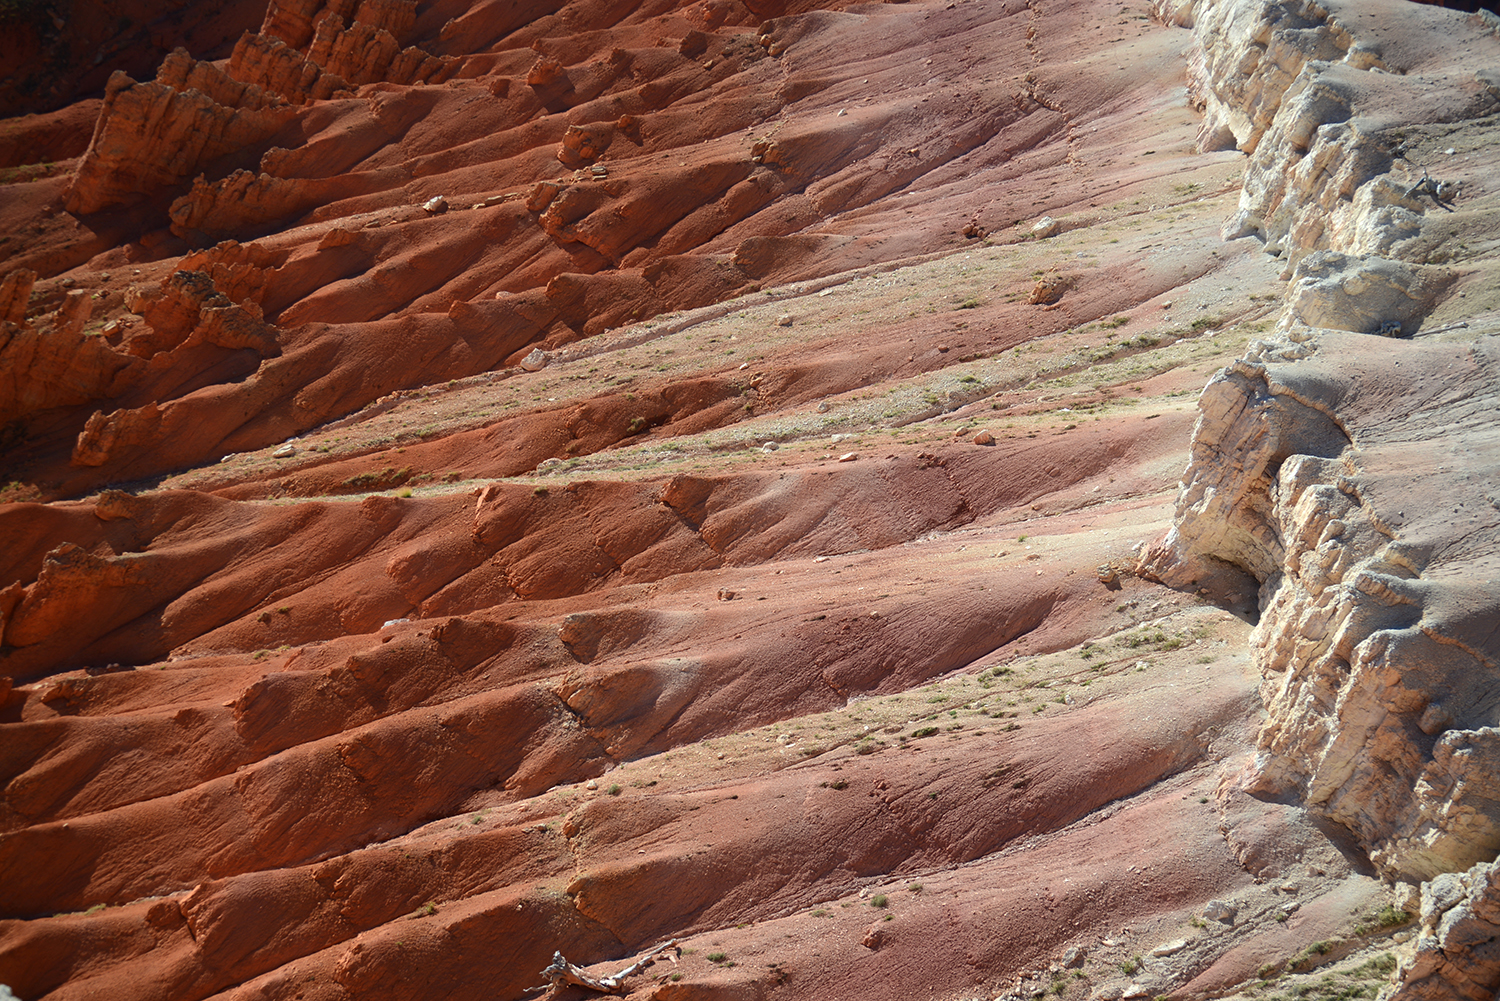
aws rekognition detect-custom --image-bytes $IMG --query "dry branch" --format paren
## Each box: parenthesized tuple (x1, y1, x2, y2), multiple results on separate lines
(532, 939, 681, 995)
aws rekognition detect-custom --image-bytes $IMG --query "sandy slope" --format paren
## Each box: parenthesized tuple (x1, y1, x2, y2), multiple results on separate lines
(7, 0, 1497, 998)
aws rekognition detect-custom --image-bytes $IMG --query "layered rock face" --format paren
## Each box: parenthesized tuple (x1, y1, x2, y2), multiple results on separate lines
(6, 0, 1500, 999)
(5, 0, 1184, 497)
(1144, 0, 1500, 998)
(1151, 333, 1500, 881)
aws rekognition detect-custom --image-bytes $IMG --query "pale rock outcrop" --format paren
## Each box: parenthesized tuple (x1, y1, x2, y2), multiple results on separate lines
(1175, 0, 1500, 264)
(1153, 9, 1500, 1001)
(1144, 331, 1500, 885)
(1281, 252, 1457, 338)
(1390, 860, 1500, 1001)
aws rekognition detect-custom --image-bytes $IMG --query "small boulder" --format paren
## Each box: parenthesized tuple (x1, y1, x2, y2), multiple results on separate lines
(520, 347, 549, 372)
(1202, 899, 1237, 923)
(527, 56, 564, 86)
(1029, 273, 1070, 305)
(1032, 216, 1060, 238)
(1151, 939, 1187, 957)
(973, 430, 995, 445)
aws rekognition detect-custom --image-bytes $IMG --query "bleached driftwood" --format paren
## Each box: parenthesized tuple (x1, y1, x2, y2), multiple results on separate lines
(532, 939, 680, 995)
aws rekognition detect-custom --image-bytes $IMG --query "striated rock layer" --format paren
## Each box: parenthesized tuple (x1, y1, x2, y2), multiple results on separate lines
(1143, 2, 1500, 1000)
(1147, 332, 1500, 882)
(6, 0, 1500, 999)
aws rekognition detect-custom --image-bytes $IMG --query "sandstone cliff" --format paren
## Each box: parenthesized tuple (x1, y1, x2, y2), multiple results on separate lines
(4, 0, 1500, 1000)
(1142, 1, 1500, 998)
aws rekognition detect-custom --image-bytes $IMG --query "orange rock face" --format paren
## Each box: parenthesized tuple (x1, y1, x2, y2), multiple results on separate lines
(4, 0, 1499, 999)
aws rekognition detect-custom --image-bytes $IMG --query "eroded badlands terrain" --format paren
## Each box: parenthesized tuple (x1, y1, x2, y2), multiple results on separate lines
(1, 0, 1499, 1000)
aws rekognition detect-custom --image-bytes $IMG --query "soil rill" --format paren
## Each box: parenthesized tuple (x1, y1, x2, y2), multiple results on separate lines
(3, 0, 1500, 1000)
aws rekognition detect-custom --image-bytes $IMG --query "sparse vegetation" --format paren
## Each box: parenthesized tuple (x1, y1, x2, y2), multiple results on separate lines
(1353, 906, 1411, 936)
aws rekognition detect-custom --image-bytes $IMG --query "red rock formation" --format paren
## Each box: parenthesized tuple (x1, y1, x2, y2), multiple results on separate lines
(0, 0, 267, 119)
(0, 277, 141, 429)
(64, 67, 296, 215)
(4, 2, 1499, 1001)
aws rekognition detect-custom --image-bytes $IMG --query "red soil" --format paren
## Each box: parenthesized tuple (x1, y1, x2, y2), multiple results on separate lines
(0, 1, 1398, 1000)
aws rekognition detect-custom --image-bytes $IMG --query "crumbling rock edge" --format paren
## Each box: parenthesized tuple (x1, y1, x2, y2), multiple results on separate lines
(1142, 1, 1500, 999)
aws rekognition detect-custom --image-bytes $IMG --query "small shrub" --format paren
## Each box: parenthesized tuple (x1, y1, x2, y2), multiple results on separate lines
(871, 895, 888, 908)
(607, 784, 622, 796)
(1354, 906, 1411, 936)
(1120, 956, 1143, 976)
(958, 298, 981, 309)
(707, 953, 728, 963)
(908, 883, 923, 893)
(912, 726, 939, 738)
(1351, 953, 1397, 977)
